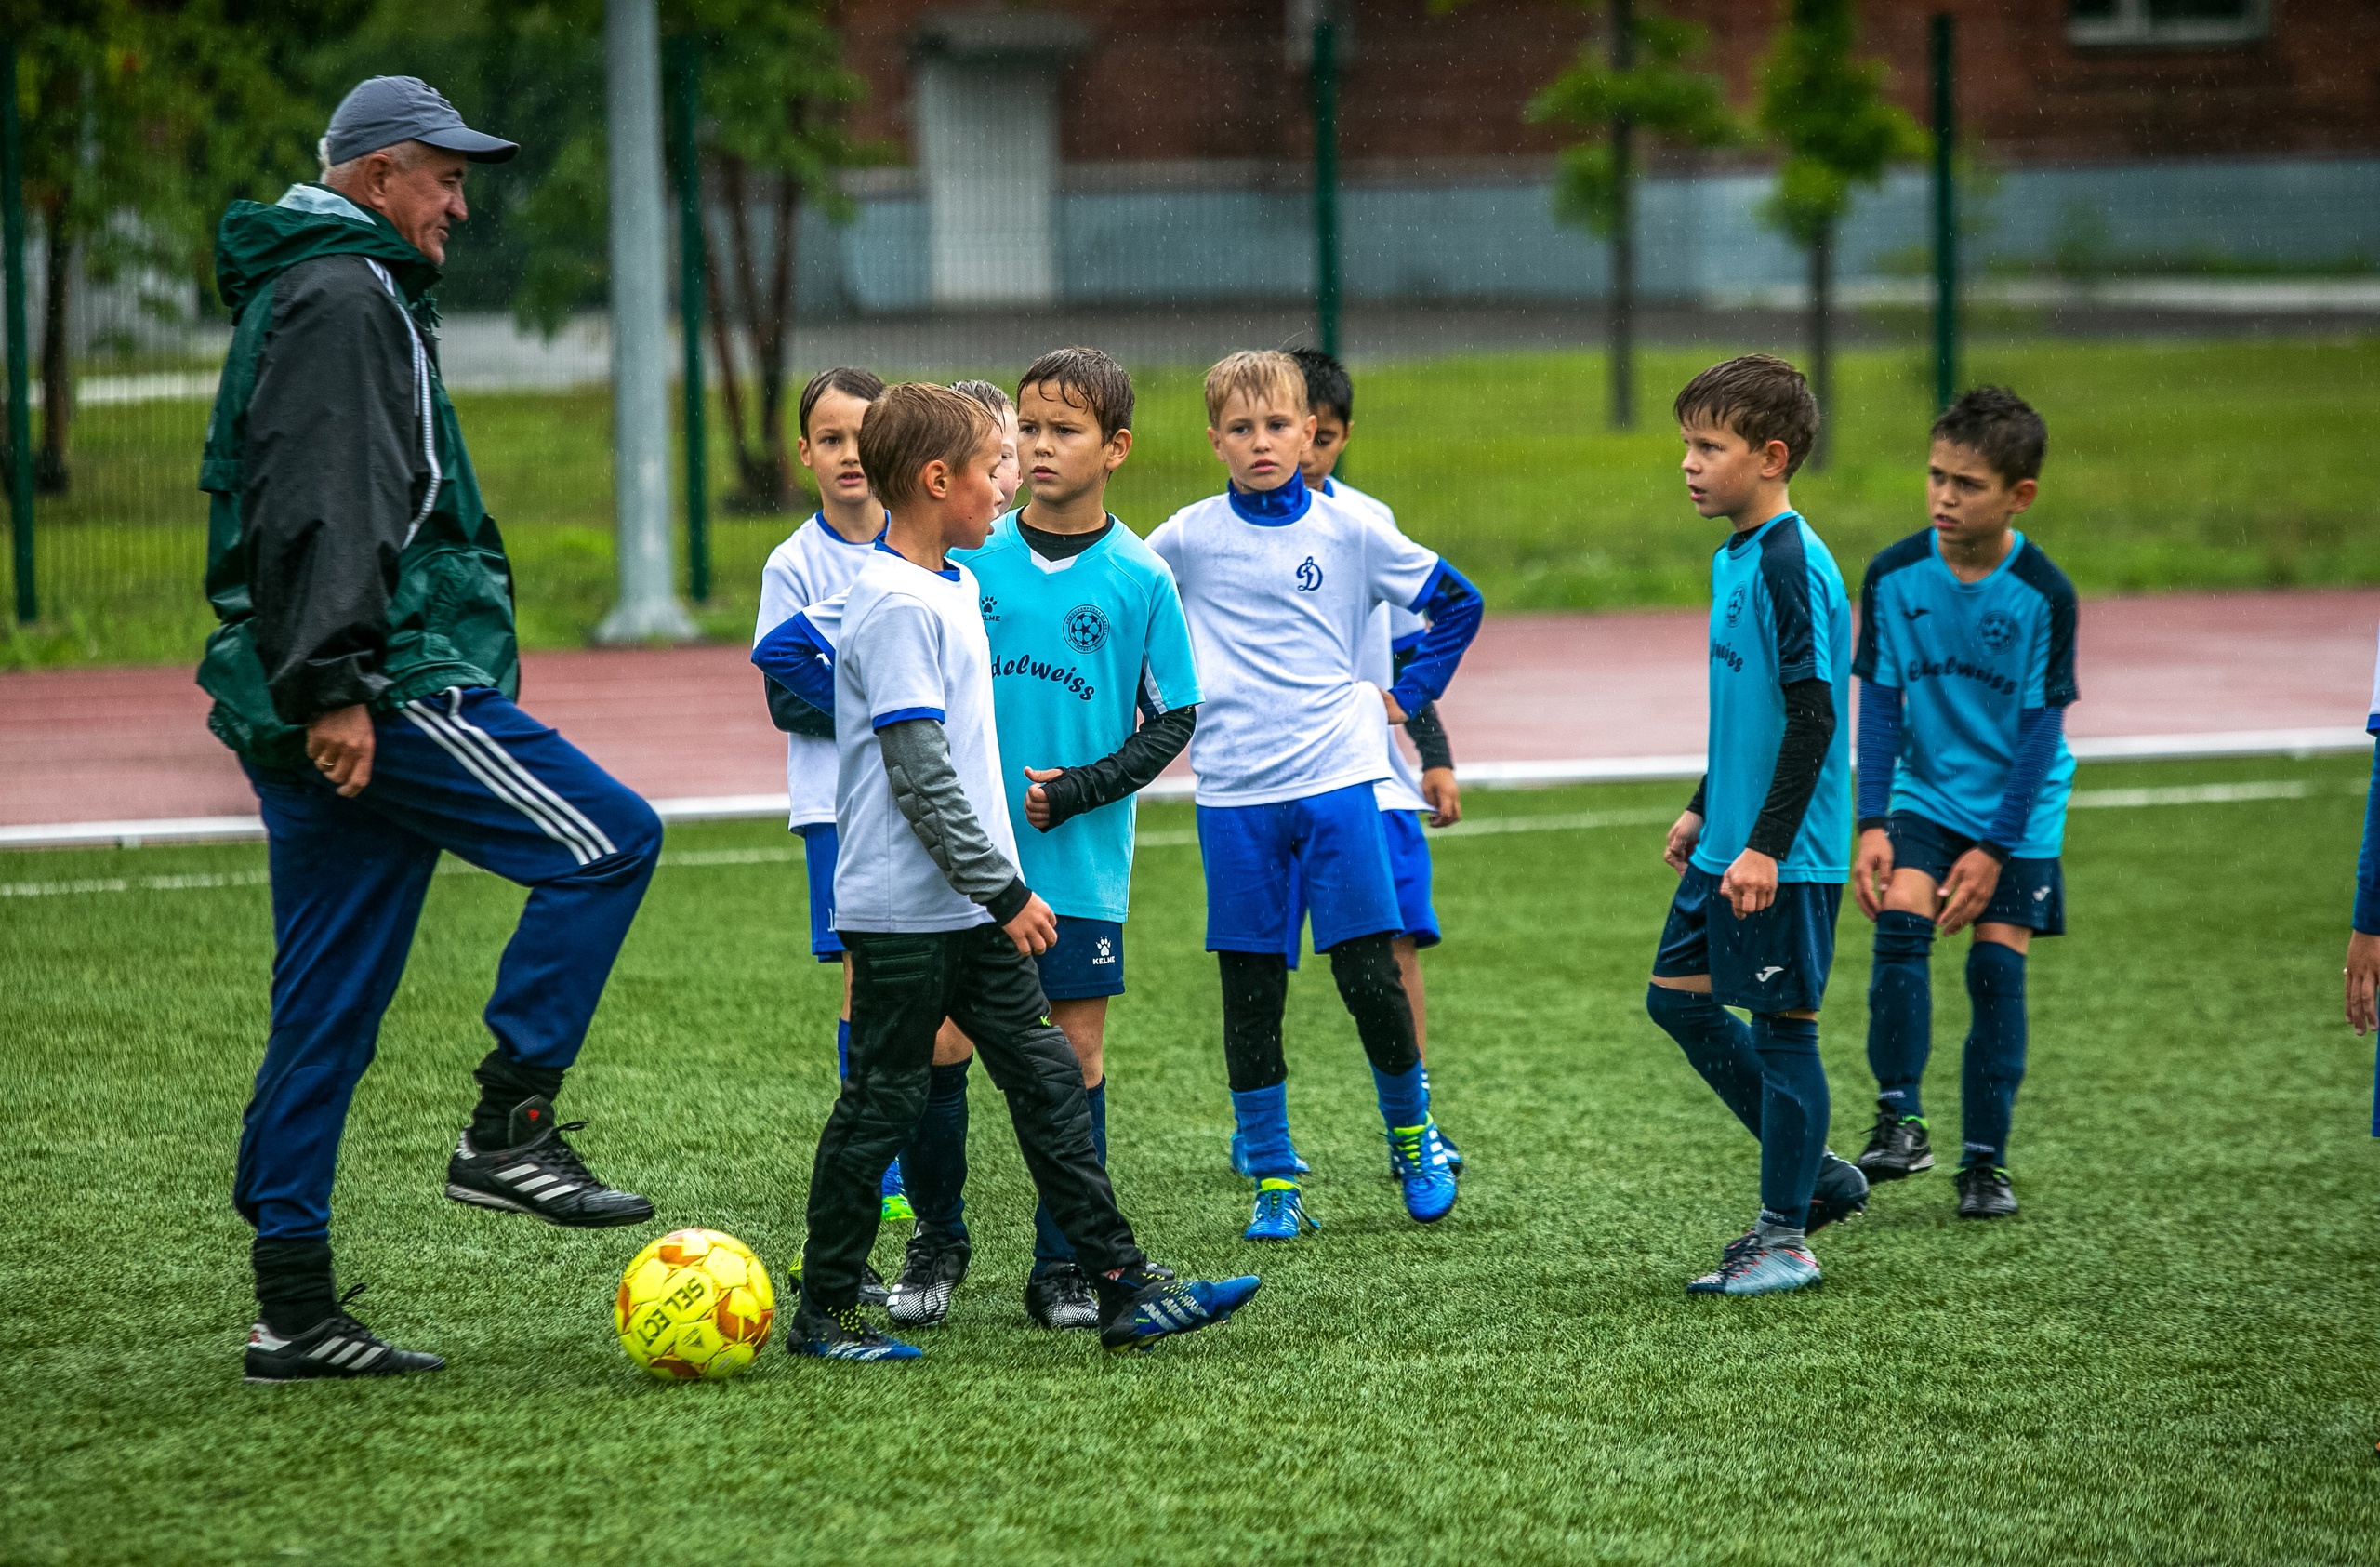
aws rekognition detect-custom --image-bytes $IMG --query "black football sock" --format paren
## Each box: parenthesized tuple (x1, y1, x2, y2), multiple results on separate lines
(1867, 910, 1937, 1119)
(1961, 941, 2028, 1168)
(252, 1236, 337, 1336)
(470, 1047, 566, 1149)
(1646, 983, 1763, 1137)
(1751, 1013, 1829, 1230)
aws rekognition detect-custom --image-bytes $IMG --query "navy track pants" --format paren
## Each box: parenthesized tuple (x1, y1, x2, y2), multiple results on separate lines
(234, 686, 661, 1242)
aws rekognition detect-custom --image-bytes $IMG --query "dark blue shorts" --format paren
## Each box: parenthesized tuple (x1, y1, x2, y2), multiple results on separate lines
(1198, 782, 1402, 954)
(1654, 866, 1843, 1014)
(797, 822, 845, 961)
(1889, 810, 2065, 936)
(1037, 915, 1126, 1000)
(1281, 807, 1440, 967)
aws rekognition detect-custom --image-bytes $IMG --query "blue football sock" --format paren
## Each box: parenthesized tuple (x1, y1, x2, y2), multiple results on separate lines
(1230, 1083, 1299, 1181)
(1033, 1077, 1105, 1271)
(1372, 1061, 1430, 1131)
(1752, 1013, 1830, 1229)
(1646, 983, 1763, 1137)
(899, 1059, 971, 1245)
(836, 1016, 851, 1082)
(1961, 942, 2028, 1169)
(1867, 910, 1936, 1119)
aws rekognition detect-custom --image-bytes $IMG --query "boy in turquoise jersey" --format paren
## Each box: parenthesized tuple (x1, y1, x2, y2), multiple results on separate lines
(1852, 387, 2077, 1220)
(890, 348, 1203, 1334)
(1646, 355, 1866, 1296)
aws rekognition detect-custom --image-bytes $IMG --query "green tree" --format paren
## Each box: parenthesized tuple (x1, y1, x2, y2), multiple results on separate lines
(1753, 0, 1923, 470)
(1527, 0, 1736, 430)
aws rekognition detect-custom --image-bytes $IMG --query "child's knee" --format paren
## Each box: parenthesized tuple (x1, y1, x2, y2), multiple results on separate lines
(1965, 939, 2026, 997)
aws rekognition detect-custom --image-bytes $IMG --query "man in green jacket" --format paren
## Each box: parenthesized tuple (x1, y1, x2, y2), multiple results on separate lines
(202, 77, 663, 1383)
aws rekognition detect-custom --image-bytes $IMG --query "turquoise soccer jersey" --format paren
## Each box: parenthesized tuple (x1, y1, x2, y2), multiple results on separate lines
(1693, 511, 1853, 883)
(1852, 529, 2079, 858)
(951, 513, 1202, 923)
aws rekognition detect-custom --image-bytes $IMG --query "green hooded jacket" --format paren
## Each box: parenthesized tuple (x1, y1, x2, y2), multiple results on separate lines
(197, 184, 517, 769)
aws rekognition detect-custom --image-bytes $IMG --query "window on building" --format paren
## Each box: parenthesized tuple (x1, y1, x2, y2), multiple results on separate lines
(2069, 0, 2269, 46)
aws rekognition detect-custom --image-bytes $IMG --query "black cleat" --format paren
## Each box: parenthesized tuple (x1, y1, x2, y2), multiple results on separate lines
(244, 1285, 443, 1383)
(444, 1096, 654, 1228)
(1807, 1149, 1870, 1234)
(887, 1232, 971, 1328)
(1857, 1099, 1936, 1182)
(1023, 1262, 1101, 1331)
(859, 1260, 891, 1308)
(1956, 1164, 2018, 1219)
(787, 1298, 921, 1361)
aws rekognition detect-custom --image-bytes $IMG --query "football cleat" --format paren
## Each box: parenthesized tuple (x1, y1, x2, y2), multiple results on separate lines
(1955, 1164, 2019, 1219)
(880, 1158, 914, 1224)
(244, 1285, 444, 1383)
(1099, 1269, 1262, 1353)
(886, 1231, 970, 1328)
(1687, 1239, 1821, 1296)
(1857, 1100, 1936, 1182)
(1243, 1178, 1320, 1241)
(444, 1096, 654, 1228)
(788, 1299, 922, 1361)
(1385, 1122, 1464, 1180)
(1386, 1123, 1458, 1223)
(1807, 1150, 1871, 1234)
(858, 1260, 891, 1308)
(1023, 1263, 1102, 1331)
(1230, 1132, 1310, 1178)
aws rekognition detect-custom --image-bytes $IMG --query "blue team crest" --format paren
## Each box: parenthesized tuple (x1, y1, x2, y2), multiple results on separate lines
(1977, 609, 2017, 653)
(1725, 584, 1747, 627)
(1295, 556, 1324, 592)
(1062, 603, 1110, 653)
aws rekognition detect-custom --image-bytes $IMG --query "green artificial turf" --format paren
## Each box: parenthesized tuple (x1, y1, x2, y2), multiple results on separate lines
(7, 335, 2380, 670)
(4, 754, 2375, 1565)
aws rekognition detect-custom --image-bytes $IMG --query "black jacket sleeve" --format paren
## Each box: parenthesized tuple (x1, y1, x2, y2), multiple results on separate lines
(1032, 705, 1197, 830)
(242, 255, 428, 726)
(1745, 678, 1838, 861)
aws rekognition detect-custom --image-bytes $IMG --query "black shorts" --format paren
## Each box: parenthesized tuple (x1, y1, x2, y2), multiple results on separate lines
(1889, 811, 2065, 936)
(1036, 915, 1125, 1001)
(1654, 866, 1843, 1014)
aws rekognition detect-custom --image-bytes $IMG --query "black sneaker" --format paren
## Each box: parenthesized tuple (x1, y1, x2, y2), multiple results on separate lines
(1807, 1149, 1870, 1234)
(1857, 1100, 1935, 1181)
(887, 1232, 971, 1328)
(787, 1299, 921, 1361)
(1023, 1262, 1101, 1331)
(243, 1285, 443, 1383)
(1955, 1163, 2018, 1219)
(444, 1096, 654, 1228)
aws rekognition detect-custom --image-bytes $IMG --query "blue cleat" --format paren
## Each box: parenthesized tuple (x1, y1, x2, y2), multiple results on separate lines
(1386, 1122, 1464, 1181)
(880, 1157, 914, 1224)
(1099, 1270, 1262, 1352)
(1230, 1132, 1309, 1178)
(1387, 1123, 1458, 1223)
(1686, 1238, 1821, 1295)
(788, 1300, 923, 1361)
(1243, 1178, 1320, 1241)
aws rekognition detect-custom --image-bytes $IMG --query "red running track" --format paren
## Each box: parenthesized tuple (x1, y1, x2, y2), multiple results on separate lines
(3, 588, 2374, 830)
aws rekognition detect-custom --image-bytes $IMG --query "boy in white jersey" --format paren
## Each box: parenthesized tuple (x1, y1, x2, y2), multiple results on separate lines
(753, 366, 913, 1241)
(1147, 351, 1483, 1241)
(777, 382, 1261, 1361)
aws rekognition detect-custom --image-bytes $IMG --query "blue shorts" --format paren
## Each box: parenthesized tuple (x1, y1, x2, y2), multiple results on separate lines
(797, 822, 845, 961)
(1654, 866, 1843, 1014)
(1282, 808, 1440, 967)
(1888, 811, 2066, 936)
(1038, 916, 1126, 1000)
(1198, 782, 1402, 955)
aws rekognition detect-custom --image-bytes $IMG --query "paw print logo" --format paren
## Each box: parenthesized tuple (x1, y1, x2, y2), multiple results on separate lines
(1063, 604, 1110, 653)
(980, 595, 999, 623)
(1094, 937, 1114, 964)
(1977, 609, 2017, 653)
(1725, 585, 1747, 628)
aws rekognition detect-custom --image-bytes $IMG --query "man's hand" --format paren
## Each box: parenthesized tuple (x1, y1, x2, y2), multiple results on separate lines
(1853, 827, 1896, 920)
(1421, 765, 1461, 828)
(306, 704, 376, 798)
(1719, 848, 1779, 919)
(1663, 811, 1703, 875)
(1023, 766, 1064, 831)
(1003, 893, 1059, 956)
(2347, 930, 2380, 1036)
(1935, 847, 2003, 936)
(1382, 689, 1408, 725)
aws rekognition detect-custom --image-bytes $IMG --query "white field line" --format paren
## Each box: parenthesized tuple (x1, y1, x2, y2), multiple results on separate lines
(2, 778, 2355, 898)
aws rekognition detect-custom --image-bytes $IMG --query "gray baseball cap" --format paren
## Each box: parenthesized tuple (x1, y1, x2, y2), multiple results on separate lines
(324, 75, 519, 166)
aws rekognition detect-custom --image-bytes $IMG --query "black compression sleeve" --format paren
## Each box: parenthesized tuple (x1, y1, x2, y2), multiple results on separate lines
(1745, 679, 1838, 861)
(1034, 705, 1197, 830)
(1687, 776, 1707, 817)
(1404, 700, 1454, 772)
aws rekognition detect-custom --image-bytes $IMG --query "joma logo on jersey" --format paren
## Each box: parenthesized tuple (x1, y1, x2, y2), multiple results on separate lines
(1295, 556, 1324, 591)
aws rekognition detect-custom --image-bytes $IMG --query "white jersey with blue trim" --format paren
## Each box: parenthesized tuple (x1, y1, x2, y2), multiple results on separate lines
(756, 511, 879, 828)
(1327, 478, 1431, 814)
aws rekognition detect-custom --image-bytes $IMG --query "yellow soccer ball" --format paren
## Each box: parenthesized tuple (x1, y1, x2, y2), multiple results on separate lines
(615, 1228, 774, 1380)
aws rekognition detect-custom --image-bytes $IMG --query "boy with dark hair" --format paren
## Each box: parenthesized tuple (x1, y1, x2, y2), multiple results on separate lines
(756, 365, 912, 1242)
(1148, 350, 1482, 1241)
(888, 345, 1203, 1333)
(762, 381, 1258, 1360)
(1852, 386, 2076, 1220)
(1647, 353, 1865, 1296)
